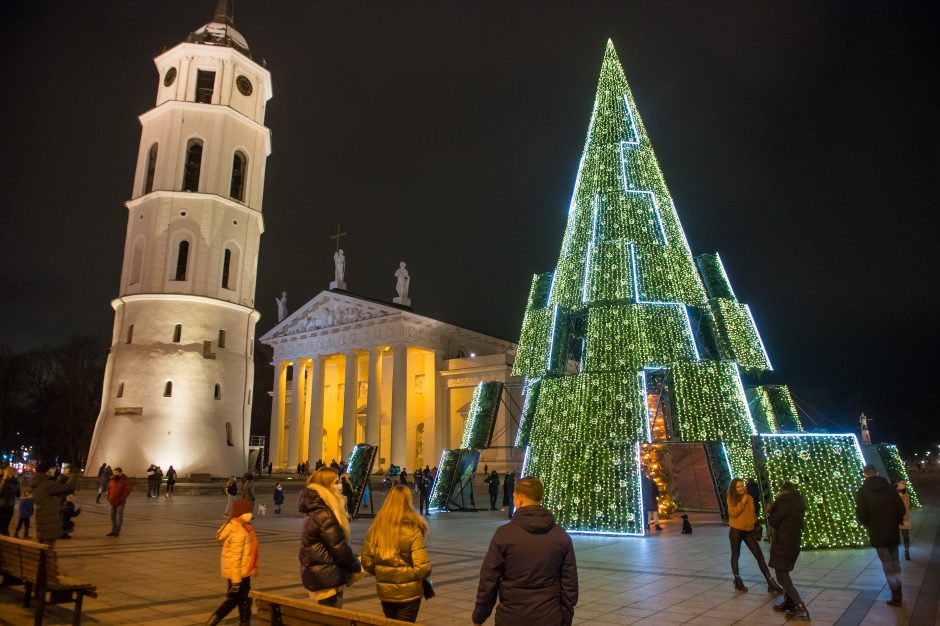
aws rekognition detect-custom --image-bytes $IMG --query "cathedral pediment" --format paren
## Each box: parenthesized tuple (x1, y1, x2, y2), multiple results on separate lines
(261, 291, 401, 342)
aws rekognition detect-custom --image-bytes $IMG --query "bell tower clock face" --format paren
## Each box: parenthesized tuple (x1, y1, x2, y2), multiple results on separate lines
(163, 67, 177, 87)
(236, 75, 253, 96)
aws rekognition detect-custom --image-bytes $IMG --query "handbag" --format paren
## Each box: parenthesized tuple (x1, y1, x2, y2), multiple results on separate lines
(422, 578, 435, 600)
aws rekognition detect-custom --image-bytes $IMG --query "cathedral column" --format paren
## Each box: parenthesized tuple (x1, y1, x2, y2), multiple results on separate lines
(287, 361, 304, 469)
(269, 361, 289, 469)
(366, 347, 383, 447)
(341, 351, 360, 461)
(306, 355, 326, 467)
(433, 350, 448, 464)
(390, 344, 408, 469)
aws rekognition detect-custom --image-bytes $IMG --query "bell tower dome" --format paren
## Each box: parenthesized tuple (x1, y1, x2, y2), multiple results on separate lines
(86, 1, 272, 477)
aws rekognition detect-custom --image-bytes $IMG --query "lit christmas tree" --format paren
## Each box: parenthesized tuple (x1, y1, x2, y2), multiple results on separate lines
(514, 41, 872, 546)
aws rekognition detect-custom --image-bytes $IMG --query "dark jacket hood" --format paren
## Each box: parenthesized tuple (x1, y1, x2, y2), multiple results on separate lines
(862, 476, 892, 493)
(511, 505, 556, 534)
(298, 486, 327, 514)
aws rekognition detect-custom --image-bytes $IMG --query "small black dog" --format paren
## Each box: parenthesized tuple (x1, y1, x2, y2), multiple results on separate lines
(681, 514, 693, 534)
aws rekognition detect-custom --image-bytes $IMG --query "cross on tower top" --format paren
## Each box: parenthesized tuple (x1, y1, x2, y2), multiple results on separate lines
(330, 224, 347, 252)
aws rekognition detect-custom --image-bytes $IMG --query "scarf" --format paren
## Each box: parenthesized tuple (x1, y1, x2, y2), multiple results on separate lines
(232, 517, 260, 576)
(309, 483, 350, 538)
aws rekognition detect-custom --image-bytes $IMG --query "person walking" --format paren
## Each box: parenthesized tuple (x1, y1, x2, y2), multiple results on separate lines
(13, 489, 34, 539)
(106, 467, 131, 537)
(473, 477, 578, 626)
(273, 482, 284, 514)
(96, 463, 111, 504)
(642, 473, 663, 531)
(31, 462, 76, 548)
(223, 476, 238, 517)
(146, 464, 156, 498)
(0, 467, 21, 535)
(768, 482, 809, 620)
(856, 465, 906, 606)
(165, 465, 177, 498)
(399, 468, 408, 485)
(503, 472, 515, 518)
(241, 474, 256, 509)
(486, 471, 500, 510)
(897, 479, 912, 560)
(341, 474, 354, 515)
(205, 499, 259, 626)
(299, 467, 362, 607)
(417, 470, 431, 516)
(726, 478, 783, 593)
(361, 485, 432, 622)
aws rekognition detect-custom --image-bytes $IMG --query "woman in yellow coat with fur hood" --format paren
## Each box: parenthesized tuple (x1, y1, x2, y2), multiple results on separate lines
(206, 499, 259, 626)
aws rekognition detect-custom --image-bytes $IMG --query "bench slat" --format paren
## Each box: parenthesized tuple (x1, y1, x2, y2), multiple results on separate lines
(252, 592, 426, 626)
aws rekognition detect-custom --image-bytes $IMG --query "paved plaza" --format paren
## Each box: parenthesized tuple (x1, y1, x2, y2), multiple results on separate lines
(1, 474, 938, 626)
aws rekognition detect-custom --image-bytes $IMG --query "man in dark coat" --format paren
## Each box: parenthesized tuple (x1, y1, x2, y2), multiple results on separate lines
(767, 482, 809, 620)
(473, 477, 578, 626)
(642, 474, 662, 531)
(856, 465, 907, 606)
(30, 462, 76, 547)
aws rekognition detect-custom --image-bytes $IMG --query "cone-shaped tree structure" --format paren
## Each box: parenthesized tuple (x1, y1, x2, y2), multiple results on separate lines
(514, 41, 801, 535)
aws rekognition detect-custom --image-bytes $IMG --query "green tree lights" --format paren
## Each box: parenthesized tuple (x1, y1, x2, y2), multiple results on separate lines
(513, 41, 879, 544)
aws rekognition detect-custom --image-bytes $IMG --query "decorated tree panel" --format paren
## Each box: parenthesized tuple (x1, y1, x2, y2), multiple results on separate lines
(753, 434, 868, 549)
(709, 299, 772, 372)
(876, 444, 920, 509)
(460, 382, 504, 449)
(695, 253, 737, 301)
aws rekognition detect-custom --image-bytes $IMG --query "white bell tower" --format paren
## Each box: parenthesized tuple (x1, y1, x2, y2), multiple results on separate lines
(86, 1, 272, 477)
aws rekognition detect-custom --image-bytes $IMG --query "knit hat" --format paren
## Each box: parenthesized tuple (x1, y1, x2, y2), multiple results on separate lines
(232, 499, 252, 517)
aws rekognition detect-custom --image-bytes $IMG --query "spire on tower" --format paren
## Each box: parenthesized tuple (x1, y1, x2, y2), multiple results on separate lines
(213, 0, 234, 27)
(187, 0, 250, 57)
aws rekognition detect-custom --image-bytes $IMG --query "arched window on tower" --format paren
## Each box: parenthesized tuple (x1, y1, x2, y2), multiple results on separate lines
(214, 383, 222, 400)
(173, 240, 190, 281)
(230, 151, 247, 201)
(222, 248, 232, 289)
(144, 143, 158, 194)
(182, 139, 203, 192)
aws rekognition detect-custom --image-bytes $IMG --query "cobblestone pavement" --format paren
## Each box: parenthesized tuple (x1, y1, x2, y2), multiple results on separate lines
(1, 474, 937, 625)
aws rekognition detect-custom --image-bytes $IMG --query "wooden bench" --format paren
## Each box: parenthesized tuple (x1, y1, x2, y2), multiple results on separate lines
(0, 536, 97, 626)
(250, 590, 426, 626)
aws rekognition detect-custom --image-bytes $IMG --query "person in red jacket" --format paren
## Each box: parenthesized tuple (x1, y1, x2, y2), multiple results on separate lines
(106, 467, 131, 537)
(473, 477, 578, 626)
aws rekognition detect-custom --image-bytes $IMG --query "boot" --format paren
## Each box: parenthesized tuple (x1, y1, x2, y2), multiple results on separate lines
(733, 576, 748, 592)
(887, 588, 902, 607)
(767, 578, 785, 594)
(773, 597, 796, 612)
(204, 613, 222, 626)
(785, 603, 810, 621)
(905, 550, 911, 561)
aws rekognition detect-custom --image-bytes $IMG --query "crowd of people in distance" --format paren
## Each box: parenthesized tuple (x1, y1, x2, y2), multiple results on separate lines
(0, 457, 918, 625)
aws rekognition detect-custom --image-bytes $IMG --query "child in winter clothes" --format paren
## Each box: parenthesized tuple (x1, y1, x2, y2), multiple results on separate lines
(206, 499, 259, 626)
(61, 494, 81, 539)
(273, 482, 285, 514)
(14, 490, 34, 539)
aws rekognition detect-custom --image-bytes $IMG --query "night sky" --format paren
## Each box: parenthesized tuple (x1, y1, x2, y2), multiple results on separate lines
(1, 2, 938, 454)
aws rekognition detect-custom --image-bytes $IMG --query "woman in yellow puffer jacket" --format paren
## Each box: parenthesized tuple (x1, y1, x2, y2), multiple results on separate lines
(727, 478, 782, 595)
(206, 499, 259, 626)
(361, 485, 432, 623)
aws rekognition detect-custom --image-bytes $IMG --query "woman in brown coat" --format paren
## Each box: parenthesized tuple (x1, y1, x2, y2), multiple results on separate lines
(361, 485, 432, 622)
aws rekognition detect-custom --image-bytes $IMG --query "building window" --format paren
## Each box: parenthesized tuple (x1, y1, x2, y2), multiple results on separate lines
(221, 248, 232, 289)
(116, 382, 124, 398)
(164, 381, 173, 397)
(173, 324, 182, 343)
(173, 240, 190, 281)
(226, 422, 234, 446)
(230, 151, 247, 201)
(144, 143, 158, 193)
(129, 242, 143, 285)
(214, 383, 222, 400)
(196, 70, 216, 104)
(218, 329, 226, 348)
(182, 139, 203, 192)
(126, 323, 134, 344)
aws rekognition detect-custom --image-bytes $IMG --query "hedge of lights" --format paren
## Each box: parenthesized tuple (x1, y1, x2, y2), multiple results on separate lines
(753, 435, 868, 548)
(460, 382, 504, 449)
(765, 385, 803, 431)
(346, 443, 377, 518)
(709, 298, 772, 372)
(696, 253, 737, 301)
(877, 444, 920, 509)
(585, 304, 696, 372)
(428, 449, 461, 511)
(515, 378, 541, 448)
(746, 387, 779, 434)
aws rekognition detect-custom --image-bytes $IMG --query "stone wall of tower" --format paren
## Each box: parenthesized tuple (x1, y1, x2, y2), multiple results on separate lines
(86, 19, 272, 478)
